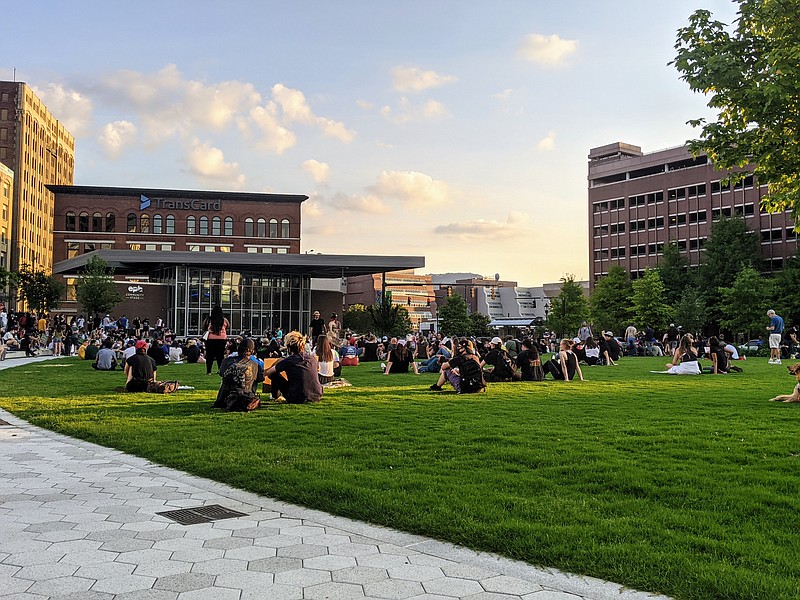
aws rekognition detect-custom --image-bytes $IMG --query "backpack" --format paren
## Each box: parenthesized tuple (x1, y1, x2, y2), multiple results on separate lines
(223, 360, 260, 412)
(458, 355, 486, 393)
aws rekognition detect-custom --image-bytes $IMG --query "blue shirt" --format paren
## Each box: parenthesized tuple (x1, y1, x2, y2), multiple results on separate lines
(770, 315, 784, 334)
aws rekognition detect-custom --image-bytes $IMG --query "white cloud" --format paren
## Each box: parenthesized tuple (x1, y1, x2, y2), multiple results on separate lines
(185, 139, 245, 188)
(331, 192, 390, 215)
(380, 98, 450, 124)
(244, 104, 296, 154)
(517, 34, 579, 67)
(31, 83, 94, 137)
(391, 66, 457, 92)
(301, 159, 330, 183)
(356, 99, 374, 110)
(493, 88, 514, 102)
(97, 120, 137, 158)
(434, 211, 531, 239)
(373, 171, 453, 207)
(537, 131, 557, 150)
(271, 83, 355, 142)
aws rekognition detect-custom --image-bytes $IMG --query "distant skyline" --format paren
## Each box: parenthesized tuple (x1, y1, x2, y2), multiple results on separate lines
(2, 0, 736, 285)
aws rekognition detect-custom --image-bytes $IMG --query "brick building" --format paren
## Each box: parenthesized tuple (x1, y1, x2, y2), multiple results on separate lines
(0, 81, 75, 272)
(588, 142, 797, 284)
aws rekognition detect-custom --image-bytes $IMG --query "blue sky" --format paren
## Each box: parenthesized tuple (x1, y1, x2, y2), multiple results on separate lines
(2, 0, 736, 285)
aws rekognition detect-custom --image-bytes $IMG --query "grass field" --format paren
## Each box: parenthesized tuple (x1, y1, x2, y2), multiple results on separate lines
(1, 355, 799, 600)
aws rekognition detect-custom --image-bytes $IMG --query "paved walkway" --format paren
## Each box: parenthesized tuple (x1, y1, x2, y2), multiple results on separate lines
(0, 360, 670, 600)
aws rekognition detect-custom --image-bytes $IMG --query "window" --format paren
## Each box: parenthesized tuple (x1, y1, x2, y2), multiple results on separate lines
(276, 247, 288, 254)
(786, 227, 797, 240)
(165, 214, 175, 234)
(152, 214, 163, 234)
(269, 219, 278, 237)
(258, 218, 267, 237)
(647, 217, 664, 229)
(188, 244, 200, 252)
(629, 195, 646, 207)
(609, 198, 625, 210)
(204, 245, 215, 252)
(127, 213, 137, 233)
(689, 238, 707, 250)
(594, 225, 609, 237)
(161, 244, 172, 251)
(224, 216, 233, 236)
(79, 212, 89, 232)
(744, 204, 755, 216)
(65, 211, 76, 231)
(593, 201, 609, 213)
(212, 216, 221, 236)
(261, 247, 272, 253)
(247, 247, 258, 253)
(629, 219, 646, 232)
(648, 243, 664, 255)
(610, 223, 625, 234)
(688, 184, 706, 197)
(187, 216, 196, 235)
(105, 213, 115, 232)
(92, 212, 102, 232)
(199, 216, 209, 235)
(761, 229, 783, 243)
(281, 219, 290, 238)
(140, 213, 150, 233)
(676, 240, 687, 250)
(245, 218, 254, 237)
(67, 242, 79, 258)
(711, 207, 732, 221)
(629, 245, 647, 257)
(610, 247, 626, 258)
(689, 210, 707, 224)
(145, 244, 157, 251)
(669, 214, 686, 226)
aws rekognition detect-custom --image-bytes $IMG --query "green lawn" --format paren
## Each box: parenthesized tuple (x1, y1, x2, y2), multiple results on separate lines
(1, 356, 799, 600)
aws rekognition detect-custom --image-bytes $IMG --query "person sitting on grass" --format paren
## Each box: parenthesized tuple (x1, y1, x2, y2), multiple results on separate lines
(123, 340, 179, 393)
(384, 338, 418, 374)
(419, 341, 451, 373)
(543, 338, 584, 381)
(583, 336, 601, 366)
(480, 337, 515, 382)
(265, 331, 323, 404)
(665, 334, 701, 375)
(213, 338, 263, 411)
(599, 331, 620, 366)
(92, 338, 118, 371)
(315, 334, 340, 384)
(429, 338, 485, 394)
(515, 338, 544, 381)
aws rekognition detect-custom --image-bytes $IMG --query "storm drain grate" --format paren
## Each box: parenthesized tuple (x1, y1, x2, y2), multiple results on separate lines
(0, 419, 11, 426)
(156, 504, 248, 525)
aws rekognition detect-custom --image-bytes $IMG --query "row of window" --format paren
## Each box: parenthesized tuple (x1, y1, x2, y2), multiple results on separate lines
(594, 239, 709, 261)
(64, 212, 292, 238)
(65, 241, 290, 258)
(592, 181, 759, 214)
(593, 205, 760, 237)
(761, 228, 797, 243)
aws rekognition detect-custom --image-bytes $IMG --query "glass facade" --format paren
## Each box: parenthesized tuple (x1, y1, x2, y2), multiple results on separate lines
(152, 266, 311, 337)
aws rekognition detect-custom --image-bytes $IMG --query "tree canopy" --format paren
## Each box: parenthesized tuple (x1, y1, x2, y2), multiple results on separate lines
(438, 294, 472, 337)
(672, 0, 800, 216)
(631, 269, 673, 332)
(589, 265, 633, 335)
(547, 275, 588, 338)
(75, 255, 122, 318)
(367, 296, 412, 337)
(17, 267, 64, 314)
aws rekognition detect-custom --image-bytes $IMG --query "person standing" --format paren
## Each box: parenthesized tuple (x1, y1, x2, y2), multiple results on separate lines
(766, 309, 785, 364)
(577, 321, 592, 342)
(624, 324, 638, 357)
(202, 305, 230, 374)
(308, 310, 326, 340)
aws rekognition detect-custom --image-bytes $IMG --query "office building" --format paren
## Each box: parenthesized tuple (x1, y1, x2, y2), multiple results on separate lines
(588, 142, 796, 284)
(0, 162, 12, 271)
(0, 81, 75, 272)
(346, 270, 435, 331)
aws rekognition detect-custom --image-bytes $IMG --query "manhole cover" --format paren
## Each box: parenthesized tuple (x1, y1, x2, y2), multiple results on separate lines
(156, 504, 248, 525)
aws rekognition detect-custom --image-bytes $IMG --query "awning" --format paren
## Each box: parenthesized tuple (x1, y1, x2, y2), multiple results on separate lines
(53, 250, 425, 279)
(489, 318, 536, 328)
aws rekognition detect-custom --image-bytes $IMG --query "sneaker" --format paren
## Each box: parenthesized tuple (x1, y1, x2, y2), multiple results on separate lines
(768, 359, 776, 364)
(776, 359, 782, 364)
(380, 363, 386, 370)
(429, 384, 443, 391)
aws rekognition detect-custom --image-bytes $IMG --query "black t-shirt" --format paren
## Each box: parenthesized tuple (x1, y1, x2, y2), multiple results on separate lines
(515, 348, 540, 381)
(309, 318, 326, 338)
(126, 353, 156, 381)
(185, 345, 201, 363)
(484, 348, 513, 379)
(600, 337, 621, 360)
(363, 341, 378, 361)
(387, 348, 412, 373)
(147, 345, 169, 366)
(273, 354, 323, 403)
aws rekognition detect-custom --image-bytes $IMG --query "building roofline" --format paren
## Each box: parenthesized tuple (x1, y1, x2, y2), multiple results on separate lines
(46, 185, 308, 204)
(53, 250, 425, 279)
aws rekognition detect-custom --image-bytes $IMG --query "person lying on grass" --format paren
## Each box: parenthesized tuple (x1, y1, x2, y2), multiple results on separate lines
(123, 340, 178, 393)
(384, 338, 419, 375)
(429, 338, 485, 393)
(543, 338, 584, 381)
(265, 331, 323, 404)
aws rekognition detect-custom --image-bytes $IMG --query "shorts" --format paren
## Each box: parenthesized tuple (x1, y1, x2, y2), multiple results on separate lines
(769, 333, 782, 349)
(444, 368, 461, 393)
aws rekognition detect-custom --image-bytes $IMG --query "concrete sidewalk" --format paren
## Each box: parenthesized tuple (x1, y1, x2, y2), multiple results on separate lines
(0, 367, 670, 600)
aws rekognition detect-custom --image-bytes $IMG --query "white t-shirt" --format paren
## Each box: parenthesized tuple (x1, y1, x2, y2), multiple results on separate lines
(317, 350, 340, 377)
(122, 346, 137, 361)
(724, 344, 740, 360)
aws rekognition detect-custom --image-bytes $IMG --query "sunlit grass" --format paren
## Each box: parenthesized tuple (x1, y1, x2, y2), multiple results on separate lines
(1, 356, 799, 600)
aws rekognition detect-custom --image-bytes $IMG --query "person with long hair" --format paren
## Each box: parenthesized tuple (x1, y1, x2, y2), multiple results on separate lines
(666, 333, 701, 375)
(384, 338, 418, 374)
(266, 331, 323, 403)
(543, 339, 584, 381)
(314, 334, 340, 384)
(202, 305, 229, 375)
(583, 336, 600, 366)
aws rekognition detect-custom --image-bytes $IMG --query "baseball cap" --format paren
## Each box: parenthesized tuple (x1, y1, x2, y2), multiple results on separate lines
(397, 339, 406, 346)
(572, 337, 581, 344)
(603, 331, 614, 337)
(490, 337, 503, 345)
(135, 340, 148, 350)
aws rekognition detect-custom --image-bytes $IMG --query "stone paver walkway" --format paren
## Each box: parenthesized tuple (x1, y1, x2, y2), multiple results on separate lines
(0, 361, 671, 600)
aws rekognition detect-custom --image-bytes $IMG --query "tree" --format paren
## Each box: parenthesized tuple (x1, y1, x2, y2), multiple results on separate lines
(700, 216, 761, 321)
(0, 266, 16, 305)
(589, 266, 633, 335)
(17, 267, 64, 314)
(631, 269, 673, 332)
(771, 249, 800, 326)
(672, 287, 708, 336)
(657, 241, 693, 304)
(547, 275, 588, 339)
(719, 266, 772, 340)
(438, 294, 472, 337)
(469, 312, 492, 338)
(673, 1, 800, 215)
(367, 296, 412, 337)
(75, 255, 122, 319)
(343, 304, 373, 334)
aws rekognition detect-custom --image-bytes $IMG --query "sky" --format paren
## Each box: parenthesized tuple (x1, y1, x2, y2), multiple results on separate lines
(2, 0, 738, 286)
